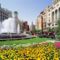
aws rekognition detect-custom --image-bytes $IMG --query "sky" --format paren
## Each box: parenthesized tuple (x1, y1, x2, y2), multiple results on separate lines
(0, 0, 52, 25)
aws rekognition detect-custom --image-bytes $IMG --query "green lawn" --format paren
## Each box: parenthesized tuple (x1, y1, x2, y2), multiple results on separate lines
(0, 37, 51, 46)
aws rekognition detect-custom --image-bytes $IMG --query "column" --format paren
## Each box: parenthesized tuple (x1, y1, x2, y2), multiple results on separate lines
(59, 8, 60, 19)
(57, 9, 59, 20)
(52, 11, 54, 23)
(54, 10, 57, 27)
(54, 10, 57, 23)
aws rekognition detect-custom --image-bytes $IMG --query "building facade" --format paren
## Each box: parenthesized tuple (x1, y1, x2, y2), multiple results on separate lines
(0, 4, 12, 22)
(36, 0, 60, 31)
(36, 15, 42, 30)
(36, 11, 46, 31)
(46, 0, 60, 29)
(53, 0, 60, 4)
(22, 21, 29, 32)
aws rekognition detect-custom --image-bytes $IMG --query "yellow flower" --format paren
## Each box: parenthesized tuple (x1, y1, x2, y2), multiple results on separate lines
(14, 59, 16, 60)
(37, 57, 40, 60)
(54, 58, 59, 60)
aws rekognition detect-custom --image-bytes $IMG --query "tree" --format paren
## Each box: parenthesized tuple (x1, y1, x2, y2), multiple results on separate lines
(48, 28, 54, 32)
(55, 19, 60, 40)
(56, 19, 60, 35)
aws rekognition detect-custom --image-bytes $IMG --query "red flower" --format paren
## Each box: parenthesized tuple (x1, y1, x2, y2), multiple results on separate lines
(54, 42, 60, 48)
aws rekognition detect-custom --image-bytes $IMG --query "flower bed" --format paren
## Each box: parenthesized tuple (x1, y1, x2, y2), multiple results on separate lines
(54, 42, 60, 48)
(0, 42, 60, 60)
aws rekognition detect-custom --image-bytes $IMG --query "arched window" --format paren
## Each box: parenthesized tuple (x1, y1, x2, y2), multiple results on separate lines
(52, 12, 54, 22)
(55, 10, 57, 21)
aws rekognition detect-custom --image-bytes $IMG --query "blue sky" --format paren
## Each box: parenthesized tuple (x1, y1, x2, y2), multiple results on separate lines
(0, 0, 52, 25)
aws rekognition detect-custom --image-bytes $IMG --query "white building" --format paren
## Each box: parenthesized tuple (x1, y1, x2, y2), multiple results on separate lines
(46, 0, 60, 29)
(36, 0, 60, 31)
(40, 0, 60, 29)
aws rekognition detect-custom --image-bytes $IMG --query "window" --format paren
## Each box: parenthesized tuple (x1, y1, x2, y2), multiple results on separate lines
(52, 12, 54, 22)
(55, 23, 57, 25)
(52, 24, 54, 26)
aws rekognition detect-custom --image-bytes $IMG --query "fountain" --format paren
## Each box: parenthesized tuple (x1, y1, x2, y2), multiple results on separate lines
(0, 11, 20, 34)
(0, 11, 26, 40)
(0, 11, 31, 40)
